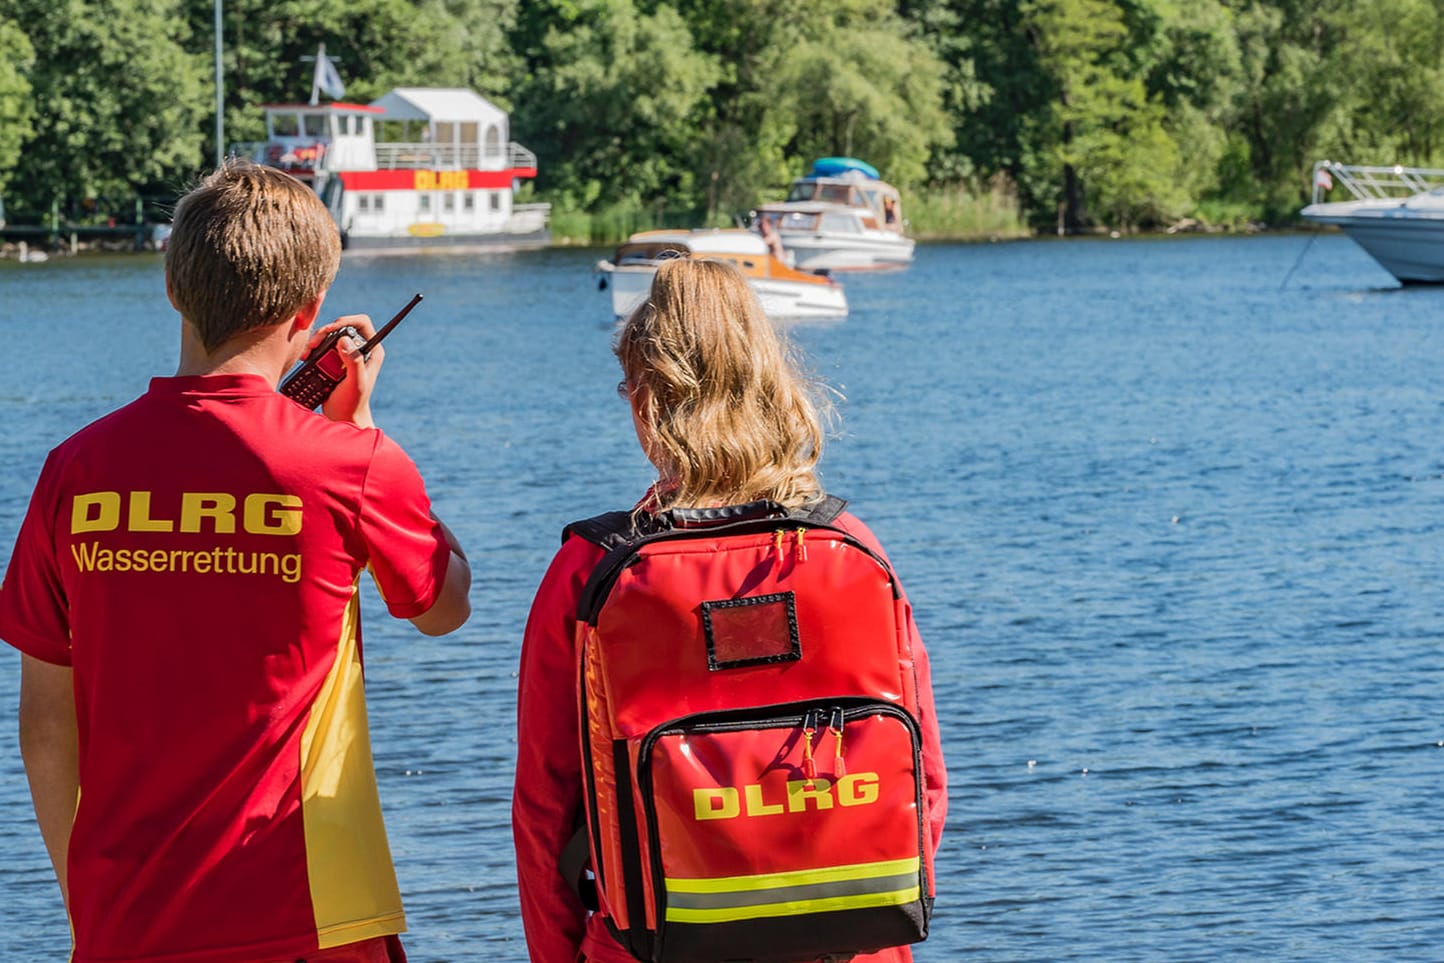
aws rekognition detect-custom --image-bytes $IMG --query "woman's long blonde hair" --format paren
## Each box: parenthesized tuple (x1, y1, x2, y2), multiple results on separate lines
(615, 257, 829, 511)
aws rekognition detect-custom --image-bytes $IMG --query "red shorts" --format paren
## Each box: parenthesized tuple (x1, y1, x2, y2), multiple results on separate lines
(267, 935, 406, 963)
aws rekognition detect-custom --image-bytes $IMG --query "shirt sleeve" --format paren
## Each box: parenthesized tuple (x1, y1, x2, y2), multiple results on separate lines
(357, 434, 452, 619)
(513, 535, 605, 963)
(0, 450, 73, 666)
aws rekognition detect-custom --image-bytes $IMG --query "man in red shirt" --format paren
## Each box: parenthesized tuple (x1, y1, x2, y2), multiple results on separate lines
(0, 160, 471, 963)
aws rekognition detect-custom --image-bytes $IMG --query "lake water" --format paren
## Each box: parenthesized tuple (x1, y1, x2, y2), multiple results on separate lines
(2, 233, 1443, 961)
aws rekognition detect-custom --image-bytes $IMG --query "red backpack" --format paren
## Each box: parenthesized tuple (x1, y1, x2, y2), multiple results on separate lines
(563, 496, 933, 963)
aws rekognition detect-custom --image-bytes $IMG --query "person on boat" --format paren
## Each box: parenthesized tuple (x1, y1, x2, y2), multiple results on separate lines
(758, 213, 788, 262)
(511, 257, 947, 963)
(0, 159, 472, 963)
(883, 195, 900, 229)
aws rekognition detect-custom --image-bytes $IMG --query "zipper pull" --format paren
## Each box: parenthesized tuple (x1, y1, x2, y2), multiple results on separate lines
(829, 707, 846, 777)
(800, 709, 819, 784)
(794, 527, 808, 562)
(773, 528, 786, 566)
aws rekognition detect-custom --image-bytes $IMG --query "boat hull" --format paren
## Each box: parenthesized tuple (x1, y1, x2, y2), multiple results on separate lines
(1301, 201, 1444, 282)
(341, 226, 551, 255)
(782, 233, 915, 272)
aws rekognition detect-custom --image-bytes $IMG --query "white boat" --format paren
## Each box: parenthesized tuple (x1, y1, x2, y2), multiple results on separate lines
(753, 157, 914, 272)
(235, 87, 549, 253)
(595, 229, 848, 321)
(1299, 161, 1444, 282)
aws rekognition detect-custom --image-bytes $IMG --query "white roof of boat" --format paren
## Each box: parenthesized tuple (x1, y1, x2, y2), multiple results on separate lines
(792, 173, 900, 191)
(369, 88, 507, 124)
(622, 229, 768, 255)
(758, 200, 861, 214)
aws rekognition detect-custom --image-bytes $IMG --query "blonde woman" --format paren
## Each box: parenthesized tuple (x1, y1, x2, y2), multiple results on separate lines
(512, 258, 946, 963)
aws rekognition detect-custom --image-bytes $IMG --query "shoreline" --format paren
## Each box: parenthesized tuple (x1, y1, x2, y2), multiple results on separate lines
(2, 222, 1332, 261)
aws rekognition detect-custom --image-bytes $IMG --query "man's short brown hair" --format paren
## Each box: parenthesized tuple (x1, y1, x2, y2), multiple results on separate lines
(165, 160, 342, 351)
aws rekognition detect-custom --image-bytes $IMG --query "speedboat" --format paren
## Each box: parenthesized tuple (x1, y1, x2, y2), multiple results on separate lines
(595, 229, 848, 321)
(752, 157, 914, 272)
(1299, 161, 1444, 282)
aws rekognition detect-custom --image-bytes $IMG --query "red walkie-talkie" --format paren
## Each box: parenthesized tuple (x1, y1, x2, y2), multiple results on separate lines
(280, 293, 423, 409)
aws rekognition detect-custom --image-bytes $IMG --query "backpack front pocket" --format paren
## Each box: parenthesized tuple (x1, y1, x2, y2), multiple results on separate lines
(636, 700, 930, 963)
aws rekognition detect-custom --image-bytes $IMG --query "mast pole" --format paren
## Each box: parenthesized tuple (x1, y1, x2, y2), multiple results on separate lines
(214, 0, 224, 168)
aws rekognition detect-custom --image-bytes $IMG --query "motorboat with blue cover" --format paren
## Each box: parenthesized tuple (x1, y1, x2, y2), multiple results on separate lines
(753, 157, 915, 272)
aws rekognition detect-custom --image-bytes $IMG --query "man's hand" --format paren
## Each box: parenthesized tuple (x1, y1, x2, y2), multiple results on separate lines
(309, 314, 383, 428)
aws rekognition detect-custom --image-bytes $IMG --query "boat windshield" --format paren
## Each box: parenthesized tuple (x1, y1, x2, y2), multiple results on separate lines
(786, 181, 858, 205)
(616, 241, 690, 264)
(776, 211, 820, 232)
(818, 212, 862, 234)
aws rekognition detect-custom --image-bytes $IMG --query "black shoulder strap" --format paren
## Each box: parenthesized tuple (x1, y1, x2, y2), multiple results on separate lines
(804, 492, 848, 525)
(562, 510, 648, 550)
(570, 494, 853, 624)
(564, 494, 847, 551)
(559, 823, 598, 911)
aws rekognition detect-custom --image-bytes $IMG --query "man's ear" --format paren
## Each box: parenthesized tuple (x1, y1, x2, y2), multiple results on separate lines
(290, 293, 327, 338)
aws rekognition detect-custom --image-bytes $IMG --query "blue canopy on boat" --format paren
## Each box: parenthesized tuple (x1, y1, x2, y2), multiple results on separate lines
(809, 157, 880, 179)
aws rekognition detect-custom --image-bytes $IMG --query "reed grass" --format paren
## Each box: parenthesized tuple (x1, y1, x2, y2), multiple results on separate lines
(548, 199, 702, 246)
(904, 179, 1031, 241)
(551, 179, 1033, 246)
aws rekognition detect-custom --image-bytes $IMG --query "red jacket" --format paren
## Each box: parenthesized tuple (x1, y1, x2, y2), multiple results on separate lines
(513, 507, 947, 963)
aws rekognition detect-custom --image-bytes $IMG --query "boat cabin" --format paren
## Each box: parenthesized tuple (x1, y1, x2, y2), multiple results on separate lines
(785, 177, 902, 231)
(612, 230, 819, 282)
(784, 157, 904, 231)
(614, 232, 773, 277)
(760, 205, 883, 236)
(260, 103, 382, 176)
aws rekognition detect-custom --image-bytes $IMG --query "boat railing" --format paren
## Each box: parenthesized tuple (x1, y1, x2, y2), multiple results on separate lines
(505, 202, 551, 234)
(232, 139, 541, 175)
(1311, 160, 1444, 204)
(370, 141, 538, 171)
(510, 143, 537, 169)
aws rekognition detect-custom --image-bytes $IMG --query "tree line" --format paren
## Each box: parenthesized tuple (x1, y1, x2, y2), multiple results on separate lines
(1, 0, 1439, 235)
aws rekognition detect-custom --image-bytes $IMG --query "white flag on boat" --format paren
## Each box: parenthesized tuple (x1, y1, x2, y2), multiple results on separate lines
(311, 44, 345, 104)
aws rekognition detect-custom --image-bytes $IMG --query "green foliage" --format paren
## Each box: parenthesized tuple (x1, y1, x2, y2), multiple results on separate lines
(1022, 0, 1196, 228)
(0, 0, 207, 217)
(1312, 0, 1444, 164)
(180, 0, 517, 155)
(510, 0, 721, 213)
(763, 1, 952, 189)
(0, 17, 35, 196)
(8, 0, 1444, 233)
